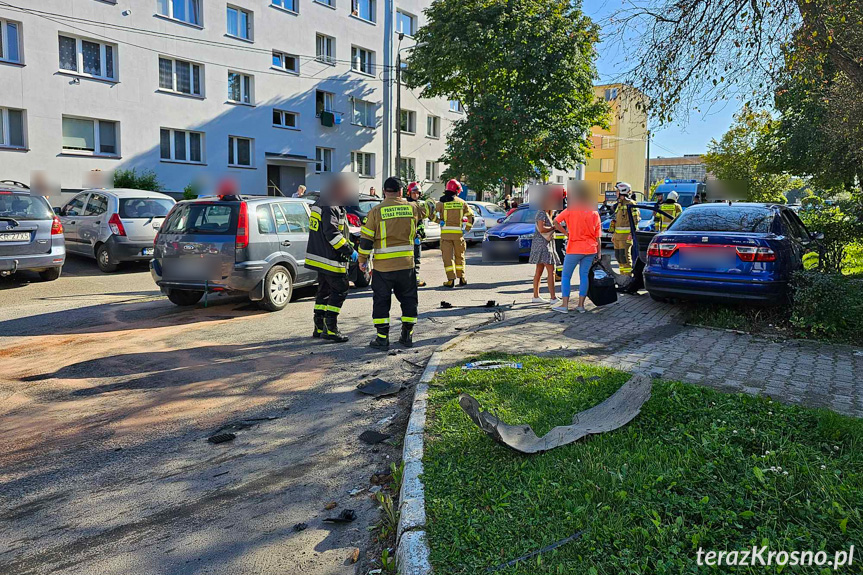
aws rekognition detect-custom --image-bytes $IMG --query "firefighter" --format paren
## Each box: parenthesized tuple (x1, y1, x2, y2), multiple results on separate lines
(406, 182, 435, 287)
(305, 181, 358, 343)
(654, 190, 683, 231)
(609, 181, 639, 276)
(436, 179, 474, 287)
(358, 177, 424, 350)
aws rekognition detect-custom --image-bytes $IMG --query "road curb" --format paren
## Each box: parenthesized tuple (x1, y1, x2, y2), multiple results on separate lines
(396, 330, 475, 575)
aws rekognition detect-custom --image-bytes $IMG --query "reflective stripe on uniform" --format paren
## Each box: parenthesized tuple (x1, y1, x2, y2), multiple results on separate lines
(373, 317, 390, 325)
(375, 250, 414, 260)
(314, 304, 327, 311)
(614, 228, 631, 234)
(444, 265, 455, 272)
(330, 236, 347, 250)
(401, 316, 417, 324)
(358, 247, 372, 256)
(380, 221, 387, 249)
(325, 305, 341, 313)
(361, 226, 374, 237)
(305, 253, 347, 273)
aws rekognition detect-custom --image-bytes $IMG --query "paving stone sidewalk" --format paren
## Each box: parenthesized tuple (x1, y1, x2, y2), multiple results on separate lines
(448, 293, 863, 417)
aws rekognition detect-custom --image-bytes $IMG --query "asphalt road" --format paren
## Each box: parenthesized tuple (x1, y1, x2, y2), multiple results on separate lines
(0, 245, 550, 575)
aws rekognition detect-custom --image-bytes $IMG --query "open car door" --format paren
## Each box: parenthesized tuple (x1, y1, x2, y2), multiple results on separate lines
(622, 203, 676, 293)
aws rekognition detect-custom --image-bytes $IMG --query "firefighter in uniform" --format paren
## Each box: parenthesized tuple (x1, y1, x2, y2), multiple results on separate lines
(358, 177, 424, 350)
(406, 182, 436, 287)
(609, 181, 640, 276)
(654, 190, 683, 231)
(306, 190, 358, 343)
(437, 179, 474, 287)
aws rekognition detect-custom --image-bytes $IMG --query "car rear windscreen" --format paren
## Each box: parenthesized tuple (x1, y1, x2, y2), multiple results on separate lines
(358, 200, 380, 213)
(0, 194, 53, 221)
(669, 207, 773, 233)
(504, 209, 538, 224)
(120, 198, 175, 219)
(161, 203, 238, 235)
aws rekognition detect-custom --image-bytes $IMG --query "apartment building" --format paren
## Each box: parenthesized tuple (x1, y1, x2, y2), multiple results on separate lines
(648, 155, 709, 188)
(0, 0, 460, 196)
(583, 83, 648, 200)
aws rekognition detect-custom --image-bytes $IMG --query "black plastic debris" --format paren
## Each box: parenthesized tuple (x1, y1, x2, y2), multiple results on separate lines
(356, 378, 403, 398)
(484, 300, 497, 308)
(488, 530, 585, 572)
(359, 430, 391, 444)
(207, 433, 236, 445)
(440, 301, 453, 309)
(323, 509, 357, 524)
(293, 523, 308, 532)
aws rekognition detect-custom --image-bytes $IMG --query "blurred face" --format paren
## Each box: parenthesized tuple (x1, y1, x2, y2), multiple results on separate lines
(410, 189, 420, 200)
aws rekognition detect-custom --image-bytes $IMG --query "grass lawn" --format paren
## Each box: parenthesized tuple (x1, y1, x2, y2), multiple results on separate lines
(424, 355, 862, 574)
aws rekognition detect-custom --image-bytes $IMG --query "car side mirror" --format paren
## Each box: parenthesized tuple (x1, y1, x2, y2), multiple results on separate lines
(811, 231, 824, 241)
(53, 207, 61, 215)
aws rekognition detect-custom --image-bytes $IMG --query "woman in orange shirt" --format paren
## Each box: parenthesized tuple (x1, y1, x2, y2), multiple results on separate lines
(552, 182, 602, 313)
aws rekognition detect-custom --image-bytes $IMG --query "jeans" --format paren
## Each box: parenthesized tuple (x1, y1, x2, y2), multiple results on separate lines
(561, 253, 594, 298)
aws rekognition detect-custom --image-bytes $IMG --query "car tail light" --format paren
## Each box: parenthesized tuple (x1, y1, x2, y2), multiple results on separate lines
(346, 213, 361, 227)
(236, 201, 249, 249)
(51, 216, 63, 235)
(647, 242, 677, 258)
(108, 213, 126, 236)
(736, 246, 775, 262)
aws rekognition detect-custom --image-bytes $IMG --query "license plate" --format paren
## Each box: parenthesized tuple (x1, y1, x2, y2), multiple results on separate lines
(142, 247, 154, 256)
(680, 249, 734, 269)
(0, 232, 30, 242)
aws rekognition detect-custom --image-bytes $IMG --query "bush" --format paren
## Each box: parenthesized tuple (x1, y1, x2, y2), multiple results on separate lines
(183, 181, 201, 200)
(799, 195, 863, 273)
(791, 270, 863, 344)
(113, 168, 163, 192)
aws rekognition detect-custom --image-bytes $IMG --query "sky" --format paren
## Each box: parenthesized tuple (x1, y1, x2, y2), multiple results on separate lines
(583, 0, 739, 158)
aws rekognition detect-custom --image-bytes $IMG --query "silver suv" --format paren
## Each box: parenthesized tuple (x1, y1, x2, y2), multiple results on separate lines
(57, 188, 176, 272)
(151, 195, 317, 311)
(0, 180, 65, 281)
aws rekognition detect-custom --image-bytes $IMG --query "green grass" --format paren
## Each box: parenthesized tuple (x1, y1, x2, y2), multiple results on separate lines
(424, 355, 863, 574)
(682, 303, 791, 335)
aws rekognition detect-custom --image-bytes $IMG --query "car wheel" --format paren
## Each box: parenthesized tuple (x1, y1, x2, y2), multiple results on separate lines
(167, 289, 204, 306)
(260, 265, 293, 312)
(96, 244, 118, 273)
(39, 267, 62, 281)
(353, 268, 370, 288)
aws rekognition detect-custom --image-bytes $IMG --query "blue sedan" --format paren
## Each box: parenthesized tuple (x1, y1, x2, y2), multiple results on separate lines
(643, 203, 819, 303)
(482, 205, 537, 261)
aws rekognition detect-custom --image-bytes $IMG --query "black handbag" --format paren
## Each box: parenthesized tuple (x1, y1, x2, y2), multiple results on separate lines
(587, 261, 618, 306)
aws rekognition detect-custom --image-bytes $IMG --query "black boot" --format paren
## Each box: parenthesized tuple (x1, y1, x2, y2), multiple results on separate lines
(369, 327, 389, 350)
(458, 276, 468, 286)
(322, 314, 349, 343)
(399, 323, 414, 348)
(312, 312, 325, 338)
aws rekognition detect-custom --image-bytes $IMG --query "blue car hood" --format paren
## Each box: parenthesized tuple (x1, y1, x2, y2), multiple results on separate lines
(489, 222, 535, 237)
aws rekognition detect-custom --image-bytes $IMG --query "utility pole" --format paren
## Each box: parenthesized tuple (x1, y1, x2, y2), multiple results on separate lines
(395, 38, 428, 183)
(645, 128, 651, 193)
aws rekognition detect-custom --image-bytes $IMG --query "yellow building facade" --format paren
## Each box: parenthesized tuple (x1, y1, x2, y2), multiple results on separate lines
(583, 84, 648, 200)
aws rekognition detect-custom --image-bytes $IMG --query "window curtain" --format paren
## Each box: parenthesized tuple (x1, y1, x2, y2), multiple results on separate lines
(62, 118, 95, 151)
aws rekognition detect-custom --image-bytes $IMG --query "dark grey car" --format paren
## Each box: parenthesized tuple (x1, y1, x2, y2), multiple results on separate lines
(0, 181, 66, 281)
(150, 196, 317, 311)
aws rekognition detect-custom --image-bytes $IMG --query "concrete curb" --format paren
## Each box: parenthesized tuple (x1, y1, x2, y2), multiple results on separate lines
(395, 331, 475, 575)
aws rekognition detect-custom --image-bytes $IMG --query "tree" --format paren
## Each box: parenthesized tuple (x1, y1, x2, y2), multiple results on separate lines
(113, 168, 163, 192)
(404, 0, 608, 193)
(703, 107, 801, 203)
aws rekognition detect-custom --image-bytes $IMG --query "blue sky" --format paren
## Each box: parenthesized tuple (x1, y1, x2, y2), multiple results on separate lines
(583, 0, 740, 158)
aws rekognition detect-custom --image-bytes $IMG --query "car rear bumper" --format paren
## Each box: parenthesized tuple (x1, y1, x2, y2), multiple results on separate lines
(106, 236, 155, 263)
(0, 245, 66, 273)
(482, 238, 531, 260)
(150, 258, 264, 295)
(644, 271, 788, 303)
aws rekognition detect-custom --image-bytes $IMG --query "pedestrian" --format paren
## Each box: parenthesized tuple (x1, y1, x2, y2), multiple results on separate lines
(609, 182, 640, 276)
(406, 182, 435, 287)
(292, 184, 306, 198)
(436, 179, 474, 287)
(369, 186, 378, 198)
(503, 194, 512, 210)
(552, 182, 602, 314)
(528, 192, 561, 304)
(305, 179, 358, 342)
(654, 190, 683, 231)
(358, 177, 424, 349)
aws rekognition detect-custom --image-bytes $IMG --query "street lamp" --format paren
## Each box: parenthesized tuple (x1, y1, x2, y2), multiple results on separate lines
(396, 35, 428, 182)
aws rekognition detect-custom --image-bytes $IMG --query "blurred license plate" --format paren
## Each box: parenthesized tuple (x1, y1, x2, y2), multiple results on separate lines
(142, 247, 154, 256)
(680, 248, 734, 268)
(0, 232, 30, 242)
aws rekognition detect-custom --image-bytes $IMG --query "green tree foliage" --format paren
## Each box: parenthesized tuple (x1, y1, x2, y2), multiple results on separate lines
(799, 196, 863, 272)
(113, 168, 163, 192)
(703, 107, 801, 203)
(404, 0, 608, 193)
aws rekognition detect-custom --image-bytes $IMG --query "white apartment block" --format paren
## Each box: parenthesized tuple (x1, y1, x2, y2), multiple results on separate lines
(0, 0, 468, 197)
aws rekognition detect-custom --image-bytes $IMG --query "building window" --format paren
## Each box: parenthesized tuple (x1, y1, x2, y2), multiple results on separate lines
(160, 128, 204, 163)
(315, 147, 333, 173)
(0, 107, 25, 149)
(315, 90, 334, 116)
(425, 161, 439, 182)
(399, 157, 416, 180)
(156, 0, 202, 26)
(273, 109, 298, 129)
(272, 50, 299, 74)
(556, 175, 564, 184)
(351, 151, 373, 177)
(316, 34, 335, 65)
(351, 0, 375, 22)
(158, 57, 203, 96)
(448, 100, 463, 113)
(62, 117, 118, 156)
(316, 0, 334, 7)
(396, 10, 416, 35)
(227, 6, 253, 40)
(399, 110, 416, 134)
(351, 99, 374, 128)
(228, 71, 253, 104)
(351, 46, 374, 75)
(604, 87, 618, 101)
(271, 0, 298, 13)
(600, 158, 614, 173)
(600, 136, 614, 150)
(0, 19, 21, 64)
(228, 135, 253, 167)
(426, 115, 440, 138)
(58, 35, 116, 81)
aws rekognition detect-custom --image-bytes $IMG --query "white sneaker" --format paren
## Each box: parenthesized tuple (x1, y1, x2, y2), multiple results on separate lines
(551, 306, 569, 314)
(549, 298, 562, 307)
(575, 306, 587, 313)
(531, 296, 548, 303)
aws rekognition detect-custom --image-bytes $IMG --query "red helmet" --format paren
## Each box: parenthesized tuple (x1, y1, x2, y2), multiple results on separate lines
(445, 179, 461, 193)
(407, 181, 420, 194)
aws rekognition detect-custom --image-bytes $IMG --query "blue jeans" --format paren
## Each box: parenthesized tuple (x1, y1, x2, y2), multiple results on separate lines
(561, 253, 594, 298)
